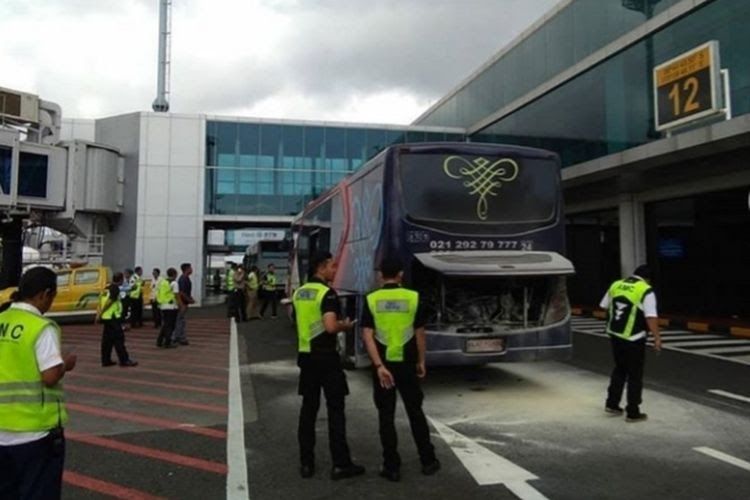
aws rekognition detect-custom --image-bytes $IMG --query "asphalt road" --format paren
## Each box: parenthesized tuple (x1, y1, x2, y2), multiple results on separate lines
(242, 316, 750, 500)
(54, 307, 750, 499)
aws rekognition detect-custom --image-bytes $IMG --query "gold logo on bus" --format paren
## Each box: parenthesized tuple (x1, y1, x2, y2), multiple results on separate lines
(443, 156, 519, 220)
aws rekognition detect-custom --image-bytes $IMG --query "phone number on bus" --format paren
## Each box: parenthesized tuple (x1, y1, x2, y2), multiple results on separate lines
(422, 239, 534, 251)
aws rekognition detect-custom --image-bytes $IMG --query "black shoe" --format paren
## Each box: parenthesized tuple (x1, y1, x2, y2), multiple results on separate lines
(379, 466, 400, 482)
(165, 343, 178, 349)
(626, 412, 648, 422)
(178, 340, 190, 346)
(120, 360, 139, 367)
(421, 459, 441, 476)
(102, 361, 117, 367)
(330, 463, 365, 480)
(300, 464, 315, 478)
(605, 405, 624, 415)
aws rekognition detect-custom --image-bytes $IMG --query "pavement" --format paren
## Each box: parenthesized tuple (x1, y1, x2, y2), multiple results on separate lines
(55, 306, 750, 499)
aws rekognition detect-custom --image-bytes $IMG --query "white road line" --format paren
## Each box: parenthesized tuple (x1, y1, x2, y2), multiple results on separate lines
(667, 339, 750, 348)
(700, 346, 750, 354)
(227, 319, 250, 500)
(429, 417, 548, 500)
(708, 389, 750, 404)
(694, 447, 750, 473)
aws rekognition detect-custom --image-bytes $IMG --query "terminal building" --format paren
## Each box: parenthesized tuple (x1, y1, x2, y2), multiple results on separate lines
(2, 0, 748, 321)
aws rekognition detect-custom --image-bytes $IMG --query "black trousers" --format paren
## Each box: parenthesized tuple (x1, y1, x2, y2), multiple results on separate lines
(130, 297, 143, 328)
(158, 309, 178, 347)
(373, 363, 436, 470)
(121, 297, 132, 321)
(297, 355, 352, 468)
(234, 290, 247, 322)
(606, 336, 646, 415)
(151, 300, 162, 328)
(260, 289, 277, 317)
(0, 431, 65, 500)
(101, 320, 131, 365)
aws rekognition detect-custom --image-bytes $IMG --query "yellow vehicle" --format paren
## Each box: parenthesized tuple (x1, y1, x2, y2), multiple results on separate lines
(0, 266, 153, 317)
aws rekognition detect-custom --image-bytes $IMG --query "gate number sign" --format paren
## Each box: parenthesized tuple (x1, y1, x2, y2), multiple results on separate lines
(653, 41, 722, 131)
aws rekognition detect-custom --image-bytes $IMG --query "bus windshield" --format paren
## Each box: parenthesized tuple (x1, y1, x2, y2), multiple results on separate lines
(399, 153, 559, 225)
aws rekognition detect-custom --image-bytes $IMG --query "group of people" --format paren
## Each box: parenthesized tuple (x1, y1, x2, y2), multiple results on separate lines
(0, 253, 662, 496)
(291, 252, 441, 482)
(225, 262, 279, 322)
(290, 254, 664, 483)
(96, 263, 195, 368)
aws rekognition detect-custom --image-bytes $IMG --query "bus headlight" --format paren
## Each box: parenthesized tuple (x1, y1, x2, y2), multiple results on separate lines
(543, 276, 569, 325)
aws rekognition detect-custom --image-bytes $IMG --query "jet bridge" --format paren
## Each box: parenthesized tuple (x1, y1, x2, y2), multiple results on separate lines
(0, 86, 124, 287)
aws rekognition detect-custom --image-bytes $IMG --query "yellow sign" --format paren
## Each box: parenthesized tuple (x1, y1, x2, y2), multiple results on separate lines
(443, 156, 519, 221)
(655, 46, 711, 87)
(653, 41, 722, 131)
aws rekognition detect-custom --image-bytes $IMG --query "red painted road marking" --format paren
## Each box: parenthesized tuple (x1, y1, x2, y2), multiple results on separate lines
(66, 348, 230, 371)
(66, 431, 228, 475)
(66, 385, 228, 414)
(72, 362, 228, 383)
(71, 372, 228, 395)
(67, 402, 227, 439)
(63, 470, 166, 500)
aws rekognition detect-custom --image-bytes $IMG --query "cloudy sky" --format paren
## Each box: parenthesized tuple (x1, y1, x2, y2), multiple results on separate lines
(2, 0, 558, 124)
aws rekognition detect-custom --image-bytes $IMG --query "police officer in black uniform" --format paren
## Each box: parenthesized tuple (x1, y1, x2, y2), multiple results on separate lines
(293, 251, 365, 480)
(361, 257, 440, 482)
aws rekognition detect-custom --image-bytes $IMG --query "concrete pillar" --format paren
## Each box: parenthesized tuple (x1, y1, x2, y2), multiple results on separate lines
(618, 194, 646, 278)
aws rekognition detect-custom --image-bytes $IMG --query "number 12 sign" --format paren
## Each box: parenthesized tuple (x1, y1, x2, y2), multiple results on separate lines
(653, 41, 723, 132)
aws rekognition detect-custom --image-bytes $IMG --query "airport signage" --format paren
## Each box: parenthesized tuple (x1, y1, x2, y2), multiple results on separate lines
(653, 41, 722, 131)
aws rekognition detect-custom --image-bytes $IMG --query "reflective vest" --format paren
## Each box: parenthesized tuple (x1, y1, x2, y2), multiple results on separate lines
(366, 287, 419, 362)
(263, 273, 277, 292)
(0, 308, 68, 432)
(605, 278, 653, 341)
(99, 289, 122, 320)
(247, 272, 259, 291)
(129, 276, 143, 299)
(293, 282, 329, 353)
(157, 279, 176, 307)
(226, 270, 235, 292)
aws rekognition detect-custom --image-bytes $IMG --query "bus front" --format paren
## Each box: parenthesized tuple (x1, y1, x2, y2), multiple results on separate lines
(394, 143, 573, 364)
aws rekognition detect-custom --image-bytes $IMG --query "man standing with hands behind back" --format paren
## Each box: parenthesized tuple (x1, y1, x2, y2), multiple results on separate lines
(292, 251, 364, 481)
(361, 257, 440, 482)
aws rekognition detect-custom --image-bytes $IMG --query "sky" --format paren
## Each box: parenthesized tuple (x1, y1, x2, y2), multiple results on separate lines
(1, 0, 559, 124)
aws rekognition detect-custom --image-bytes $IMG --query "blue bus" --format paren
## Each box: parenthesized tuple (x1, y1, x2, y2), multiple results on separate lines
(289, 142, 574, 367)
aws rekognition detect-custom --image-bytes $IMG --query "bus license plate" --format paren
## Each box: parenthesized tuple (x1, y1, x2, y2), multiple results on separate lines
(466, 338, 505, 353)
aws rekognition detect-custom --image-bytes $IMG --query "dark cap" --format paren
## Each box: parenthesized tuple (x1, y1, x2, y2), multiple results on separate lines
(633, 265, 652, 280)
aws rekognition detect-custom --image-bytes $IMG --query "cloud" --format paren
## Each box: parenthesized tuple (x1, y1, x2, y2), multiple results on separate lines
(1, 0, 558, 124)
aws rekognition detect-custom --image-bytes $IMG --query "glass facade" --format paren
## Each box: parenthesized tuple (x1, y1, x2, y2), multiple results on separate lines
(417, 0, 684, 128)
(205, 122, 463, 215)
(472, 0, 750, 168)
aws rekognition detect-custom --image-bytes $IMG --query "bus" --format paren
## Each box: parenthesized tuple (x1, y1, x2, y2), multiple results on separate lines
(289, 142, 574, 367)
(244, 239, 290, 293)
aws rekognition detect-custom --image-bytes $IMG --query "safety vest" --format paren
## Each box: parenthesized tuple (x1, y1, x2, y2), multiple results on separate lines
(605, 278, 653, 341)
(263, 273, 277, 292)
(293, 282, 329, 353)
(157, 279, 176, 307)
(366, 287, 419, 362)
(99, 289, 123, 320)
(0, 308, 68, 432)
(129, 276, 143, 299)
(226, 270, 235, 292)
(247, 272, 259, 291)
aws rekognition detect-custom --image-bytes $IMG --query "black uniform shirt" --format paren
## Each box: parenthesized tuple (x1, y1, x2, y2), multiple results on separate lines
(361, 283, 428, 364)
(299, 276, 340, 358)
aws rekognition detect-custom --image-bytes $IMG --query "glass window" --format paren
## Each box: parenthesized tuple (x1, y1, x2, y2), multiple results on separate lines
(57, 272, 71, 287)
(74, 270, 100, 285)
(18, 152, 48, 198)
(239, 123, 260, 167)
(0, 146, 11, 194)
(214, 122, 238, 167)
(366, 129, 386, 159)
(305, 126, 325, 170)
(347, 129, 367, 171)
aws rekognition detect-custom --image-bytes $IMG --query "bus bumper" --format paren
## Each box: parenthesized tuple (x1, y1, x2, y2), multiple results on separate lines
(424, 323, 572, 365)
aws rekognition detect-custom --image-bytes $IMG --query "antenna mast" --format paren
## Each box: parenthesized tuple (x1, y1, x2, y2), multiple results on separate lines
(152, 0, 172, 112)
